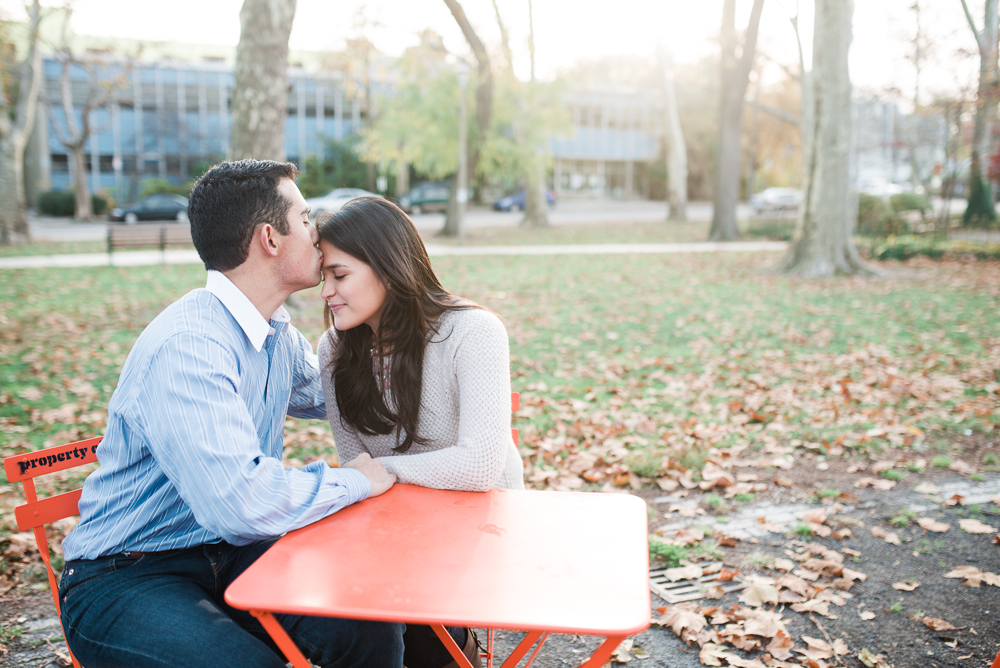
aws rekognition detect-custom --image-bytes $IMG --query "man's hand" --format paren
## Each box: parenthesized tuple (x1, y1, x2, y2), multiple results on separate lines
(342, 453, 396, 497)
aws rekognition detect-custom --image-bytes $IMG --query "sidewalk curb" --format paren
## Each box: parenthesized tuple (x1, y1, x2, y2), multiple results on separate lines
(0, 241, 789, 269)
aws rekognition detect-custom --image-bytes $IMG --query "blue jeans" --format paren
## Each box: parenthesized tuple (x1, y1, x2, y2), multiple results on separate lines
(59, 539, 404, 668)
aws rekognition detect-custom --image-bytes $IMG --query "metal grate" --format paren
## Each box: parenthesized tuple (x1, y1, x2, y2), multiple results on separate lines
(649, 563, 748, 604)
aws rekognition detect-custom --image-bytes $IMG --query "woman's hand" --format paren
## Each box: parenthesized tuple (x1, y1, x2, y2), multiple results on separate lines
(343, 453, 396, 497)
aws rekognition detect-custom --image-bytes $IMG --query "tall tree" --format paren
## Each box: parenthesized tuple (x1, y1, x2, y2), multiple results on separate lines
(779, 0, 871, 277)
(708, 0, 765, 241)
(230, 0, 296, 161)
(521, 0, 549, 228)
(48, 47, 128, 221)
(443, 0, 492, 214)
(959, 0, 998, 227)
(659, 43, 688, 222)
(0, 0, 42, 244)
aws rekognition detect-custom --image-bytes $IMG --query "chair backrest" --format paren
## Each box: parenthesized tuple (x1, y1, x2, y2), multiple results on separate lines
(511, 392, 519, 446)
(4, 436, 101, 668)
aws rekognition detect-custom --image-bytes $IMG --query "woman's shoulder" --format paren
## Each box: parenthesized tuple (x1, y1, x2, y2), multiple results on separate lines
(317, 328, 339, 365)
(437, 304, 507, 338)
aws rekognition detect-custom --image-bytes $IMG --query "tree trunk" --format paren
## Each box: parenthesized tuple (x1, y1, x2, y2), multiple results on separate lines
(0, 132, 18, 245)
(779, 0, 872, 277)
(396, 161, 409, 198)
(442, 177, 460, 236)
(708, 0, 765, 241)
(230, 0, 296, 161)
(523, 158, 549, 228)
(71, 145, 94, 221)
(961, 0, 998, 227)
(520, 0, 549, 229)
(443, 0, 492, 205)
(661, 46, 688, 222)
(0, 0, 41, 243)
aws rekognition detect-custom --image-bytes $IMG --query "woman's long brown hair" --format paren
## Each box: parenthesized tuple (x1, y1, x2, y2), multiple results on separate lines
(317, 197, 476, 452)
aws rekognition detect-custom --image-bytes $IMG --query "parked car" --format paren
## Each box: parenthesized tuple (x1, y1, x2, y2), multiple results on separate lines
(858, 176, 905, 198)
(749, 187, 803, 214)
(109, 194, 189, 223)
(492, 189, 556, 211)
(398, 181, 451, 214)
(306, 188, 380, 218)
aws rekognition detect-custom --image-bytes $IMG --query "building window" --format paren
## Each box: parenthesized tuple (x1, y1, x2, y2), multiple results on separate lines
(50, 154, 69, 172)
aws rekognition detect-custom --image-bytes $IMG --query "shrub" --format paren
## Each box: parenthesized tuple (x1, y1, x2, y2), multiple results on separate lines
(857, 193, 907, 237)
(37, 190, 110, 217)
(889, 192, 930, 213)
(37, 190, 76, 216)
(91, 194, 108, 215)
(139, 178, 186, 199)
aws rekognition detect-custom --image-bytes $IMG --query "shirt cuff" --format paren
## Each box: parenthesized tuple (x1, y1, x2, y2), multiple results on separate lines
(333, 466, 372, 504)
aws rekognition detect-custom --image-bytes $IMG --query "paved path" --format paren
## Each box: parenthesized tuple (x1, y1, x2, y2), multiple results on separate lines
(0, 241, 789, 269)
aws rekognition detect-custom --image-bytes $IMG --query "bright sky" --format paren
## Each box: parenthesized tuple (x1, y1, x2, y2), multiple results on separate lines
(1, 0, 980, 107)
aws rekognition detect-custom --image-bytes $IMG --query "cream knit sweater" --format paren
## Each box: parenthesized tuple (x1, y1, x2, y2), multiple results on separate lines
(318, 308, 525, 492)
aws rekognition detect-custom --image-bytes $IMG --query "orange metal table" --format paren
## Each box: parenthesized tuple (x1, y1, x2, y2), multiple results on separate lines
(225, 484, 650, 668)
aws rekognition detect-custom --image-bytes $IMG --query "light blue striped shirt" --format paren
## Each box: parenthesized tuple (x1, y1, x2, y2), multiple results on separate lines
(63, 271, 370, 562)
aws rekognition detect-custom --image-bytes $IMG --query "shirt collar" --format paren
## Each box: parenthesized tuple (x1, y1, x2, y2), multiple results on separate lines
(205, 270, 290, 352)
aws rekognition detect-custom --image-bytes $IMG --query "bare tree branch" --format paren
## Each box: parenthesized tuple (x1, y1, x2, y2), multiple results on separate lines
(746, 99, 801, 127)
(960, 0, 985, 53)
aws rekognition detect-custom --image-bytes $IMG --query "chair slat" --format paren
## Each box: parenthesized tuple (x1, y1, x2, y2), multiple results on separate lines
(511, 392, 519, 412)
(4, 437, 101, 482)
(15, 489, 84, 531)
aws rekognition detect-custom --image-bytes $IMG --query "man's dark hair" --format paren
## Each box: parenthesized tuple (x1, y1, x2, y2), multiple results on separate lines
(188, 160, 298, 271)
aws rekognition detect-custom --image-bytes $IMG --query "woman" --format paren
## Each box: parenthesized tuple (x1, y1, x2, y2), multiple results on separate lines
(316, 197, 524, 668)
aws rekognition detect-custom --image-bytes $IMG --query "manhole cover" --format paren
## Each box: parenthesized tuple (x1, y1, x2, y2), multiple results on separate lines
(649, 562, 748, 603)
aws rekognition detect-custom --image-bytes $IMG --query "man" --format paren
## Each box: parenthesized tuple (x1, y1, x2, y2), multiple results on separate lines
(59, 160, 402, 668)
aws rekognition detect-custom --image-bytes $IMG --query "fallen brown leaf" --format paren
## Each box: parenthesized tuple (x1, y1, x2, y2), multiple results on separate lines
(892, 580, 919, 591)
(959, 518, 998, 534)
(921, 617, 958, 631)
(917, 517, 950, 533)
(859, 611, 876, 620)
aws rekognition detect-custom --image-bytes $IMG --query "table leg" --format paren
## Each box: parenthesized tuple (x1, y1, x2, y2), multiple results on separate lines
(250, 610, 311, 668)
(430, 624, 477, 668)
(498, 630, 545, 668)
(577, 635, 628, 668)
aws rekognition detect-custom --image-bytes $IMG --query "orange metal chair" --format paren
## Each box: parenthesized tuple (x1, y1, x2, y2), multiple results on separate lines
(992, 648, 1000, 668)
(511, 391, 519, 447)
(4, 435, 102, 668)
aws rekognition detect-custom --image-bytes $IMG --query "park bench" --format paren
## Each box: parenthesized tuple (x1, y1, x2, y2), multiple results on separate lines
(2, 393, 520, 668)
(106, 223, 193, 258)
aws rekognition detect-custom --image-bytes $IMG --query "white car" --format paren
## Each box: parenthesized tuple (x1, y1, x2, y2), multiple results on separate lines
(305, 188, 380, 218)
(750, 187, 803, 214)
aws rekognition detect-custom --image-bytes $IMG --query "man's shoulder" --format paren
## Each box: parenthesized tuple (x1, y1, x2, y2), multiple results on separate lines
(135, 288, 243, 352)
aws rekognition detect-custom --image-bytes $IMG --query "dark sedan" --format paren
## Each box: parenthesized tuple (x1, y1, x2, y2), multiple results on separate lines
(109, 194, 189, 224)
(493, 189, 556, 211)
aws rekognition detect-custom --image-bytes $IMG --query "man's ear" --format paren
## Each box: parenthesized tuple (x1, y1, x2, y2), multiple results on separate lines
(258, 224, 280, 258)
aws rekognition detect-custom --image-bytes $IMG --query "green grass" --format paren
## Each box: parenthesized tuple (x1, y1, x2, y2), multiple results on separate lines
(882, 469, 906, 481)
(2, 253, 998, 497)
(890, 507, 918, 527)
(818, 488, 841, 498)
(0, 239, 108, 258)
(970, 473, 987, 482)
(889, 601, 904, 614)
(984, 453, 999, 466)
(793, 522, 814, 537)
(649, 538, 689, 568)
(933, 455, 954, 468)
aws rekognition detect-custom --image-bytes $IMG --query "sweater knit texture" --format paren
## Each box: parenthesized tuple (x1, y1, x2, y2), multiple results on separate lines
(318, 308, 525, 492)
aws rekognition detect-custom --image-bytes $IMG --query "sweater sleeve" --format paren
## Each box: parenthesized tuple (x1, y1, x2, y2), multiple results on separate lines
(318, 332, 368, 466)
(379, 310, 512, 492)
